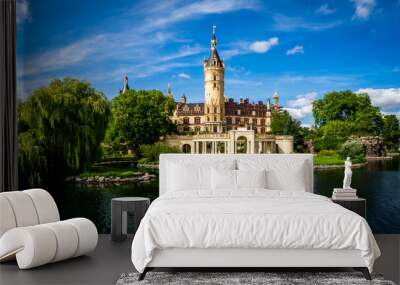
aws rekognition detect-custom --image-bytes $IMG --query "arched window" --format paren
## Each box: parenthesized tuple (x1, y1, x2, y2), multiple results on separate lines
(182, 144, 191, 153)
(195, 117, 201, 124)
(213, 74, 217, 81)
(236, 136, 247, 153)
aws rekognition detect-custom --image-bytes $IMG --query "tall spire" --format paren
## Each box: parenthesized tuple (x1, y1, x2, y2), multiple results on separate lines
(211, 24, 217, 49)
(204, 24, 222, 67)
(167, 82, 173, 99)
(121, 74, 130, 94)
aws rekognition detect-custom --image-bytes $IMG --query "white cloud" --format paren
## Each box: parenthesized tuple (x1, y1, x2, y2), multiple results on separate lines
(276, 74, 362, 86)
(142, 0, 260, 31)
(248, 37, 279, 53)
(284, 92, 318, 119)
(286, 45, 304, 55)
(226, 79, 262, 86)
(16, 0, 31, 24)
(356, 88, 400, 114)
(351, 0, 376, 20)
(316, 4, 336, 15)
(273, 14, 342, 31)
(393, 67, 400, 72)
(178, 73, 191, 79)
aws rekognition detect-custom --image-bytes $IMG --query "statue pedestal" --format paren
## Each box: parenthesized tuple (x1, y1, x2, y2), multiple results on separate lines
(332, 188, 358, 199)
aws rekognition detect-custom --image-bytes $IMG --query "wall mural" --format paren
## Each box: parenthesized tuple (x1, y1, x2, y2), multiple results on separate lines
(16, 0, 400, 233)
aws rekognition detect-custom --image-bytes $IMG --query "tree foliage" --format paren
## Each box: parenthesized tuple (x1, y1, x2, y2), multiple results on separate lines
(105, 89, 176, 154)
(271, 110, 304, 152)
(18, 78, 110, 187)
(139, 143, 181, 164)
(312, 90, 383, 135)
(382, 114, 400, 151)
(338, 141, 365, 160)
(313, 120, 354, 150)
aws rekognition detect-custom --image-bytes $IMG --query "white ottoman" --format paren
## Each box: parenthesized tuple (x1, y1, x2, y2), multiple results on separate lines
(0, 189, 98, 269)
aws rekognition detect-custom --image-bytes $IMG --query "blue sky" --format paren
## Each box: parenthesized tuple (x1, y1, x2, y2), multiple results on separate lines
(16, 0, 400, 126)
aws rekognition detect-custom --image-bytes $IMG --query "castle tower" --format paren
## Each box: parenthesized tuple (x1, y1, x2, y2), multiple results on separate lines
(273, 91, 279, 111)
(167, 83, 173, 99)
(120, 75, 130, 94)
(203, 25, 225, 133)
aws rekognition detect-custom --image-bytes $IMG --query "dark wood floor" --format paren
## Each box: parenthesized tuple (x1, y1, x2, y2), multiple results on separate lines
(0, 234, 399, 285)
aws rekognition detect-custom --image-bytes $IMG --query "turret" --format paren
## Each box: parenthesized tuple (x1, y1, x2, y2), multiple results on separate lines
(203, 25, 225, 133)
(180, 94, 186, 104)
(122, 75, 130, 94)
(167, 83, 173, 99)
(273, 91, 279, 111)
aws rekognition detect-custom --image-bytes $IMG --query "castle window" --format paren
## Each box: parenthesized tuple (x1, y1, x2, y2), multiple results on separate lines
(213, 74, 217, 81)
(261, 119, 265, 125)
(214, 107, 217, 113)
(183, 126, 190, 132)
(207, 116, 210, 122)
(195, 117, 201, 124)
(226, 117, 232, 125)
(213, 82, 216, 88)
(214, 60, 217, 65)
(194, 104, 200, 112)
(261, 127, 265, 133)
(195, 127, 200, 133)
(207, 107, 210, 113)
(214, 116, 217, 121)
(244, 118, 249, 124)
(183, 117, 190, 125)
(254, 118, 258, 125)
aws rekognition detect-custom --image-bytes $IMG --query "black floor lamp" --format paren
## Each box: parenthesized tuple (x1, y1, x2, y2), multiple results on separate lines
(0, 0, 17, 192)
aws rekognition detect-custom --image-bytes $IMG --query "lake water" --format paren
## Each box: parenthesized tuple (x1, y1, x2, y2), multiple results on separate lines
(52, 158, 400, 234)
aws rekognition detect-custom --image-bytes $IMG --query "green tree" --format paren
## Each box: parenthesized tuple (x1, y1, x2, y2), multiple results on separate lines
(271, 110, 304, 152)
(312, 90, 383, 135)
(313, 120, 354, 151)
(18, 78, 110, 187)
(382, 114, 400, 151)
(105, 89, 176, 154)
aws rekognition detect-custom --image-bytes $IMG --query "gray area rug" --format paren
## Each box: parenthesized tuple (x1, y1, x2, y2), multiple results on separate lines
(116, 272, 396, 285)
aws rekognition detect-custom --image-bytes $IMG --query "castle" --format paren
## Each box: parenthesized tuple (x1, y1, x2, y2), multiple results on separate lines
(122, 28, 293, 154)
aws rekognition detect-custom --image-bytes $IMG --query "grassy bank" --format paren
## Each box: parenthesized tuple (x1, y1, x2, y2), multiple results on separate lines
(314, 153, 366, 166)
(79, 166, 136, 178)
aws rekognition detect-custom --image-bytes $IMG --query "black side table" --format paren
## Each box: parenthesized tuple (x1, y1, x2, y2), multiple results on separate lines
(111, 197, 150, 242)
(331, 198, 366, 218)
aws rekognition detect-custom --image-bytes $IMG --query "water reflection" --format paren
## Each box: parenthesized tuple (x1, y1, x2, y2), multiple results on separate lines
(50, 158, 399, 234)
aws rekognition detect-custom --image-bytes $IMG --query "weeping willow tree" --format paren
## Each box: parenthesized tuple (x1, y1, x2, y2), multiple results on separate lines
(18, 78, 110, 188)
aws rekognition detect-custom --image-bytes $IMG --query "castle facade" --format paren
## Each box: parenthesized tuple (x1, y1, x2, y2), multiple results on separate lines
(163, 29, 293, 154)
(121, 28, 293, 154)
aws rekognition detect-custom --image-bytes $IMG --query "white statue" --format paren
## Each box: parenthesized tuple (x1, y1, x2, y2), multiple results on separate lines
(343, 157, 352, 189)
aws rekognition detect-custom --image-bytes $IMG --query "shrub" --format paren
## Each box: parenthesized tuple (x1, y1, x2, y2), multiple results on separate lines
(318, 150, 337, 156)
(139, 143, 181, 163)
(338, 141, 364, 159)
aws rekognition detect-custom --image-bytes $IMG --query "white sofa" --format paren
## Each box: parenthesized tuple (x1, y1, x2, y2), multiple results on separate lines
(0, 189, 98, 269)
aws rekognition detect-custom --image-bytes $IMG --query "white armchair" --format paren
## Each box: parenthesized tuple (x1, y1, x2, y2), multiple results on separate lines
(0, 189, 98, 269)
